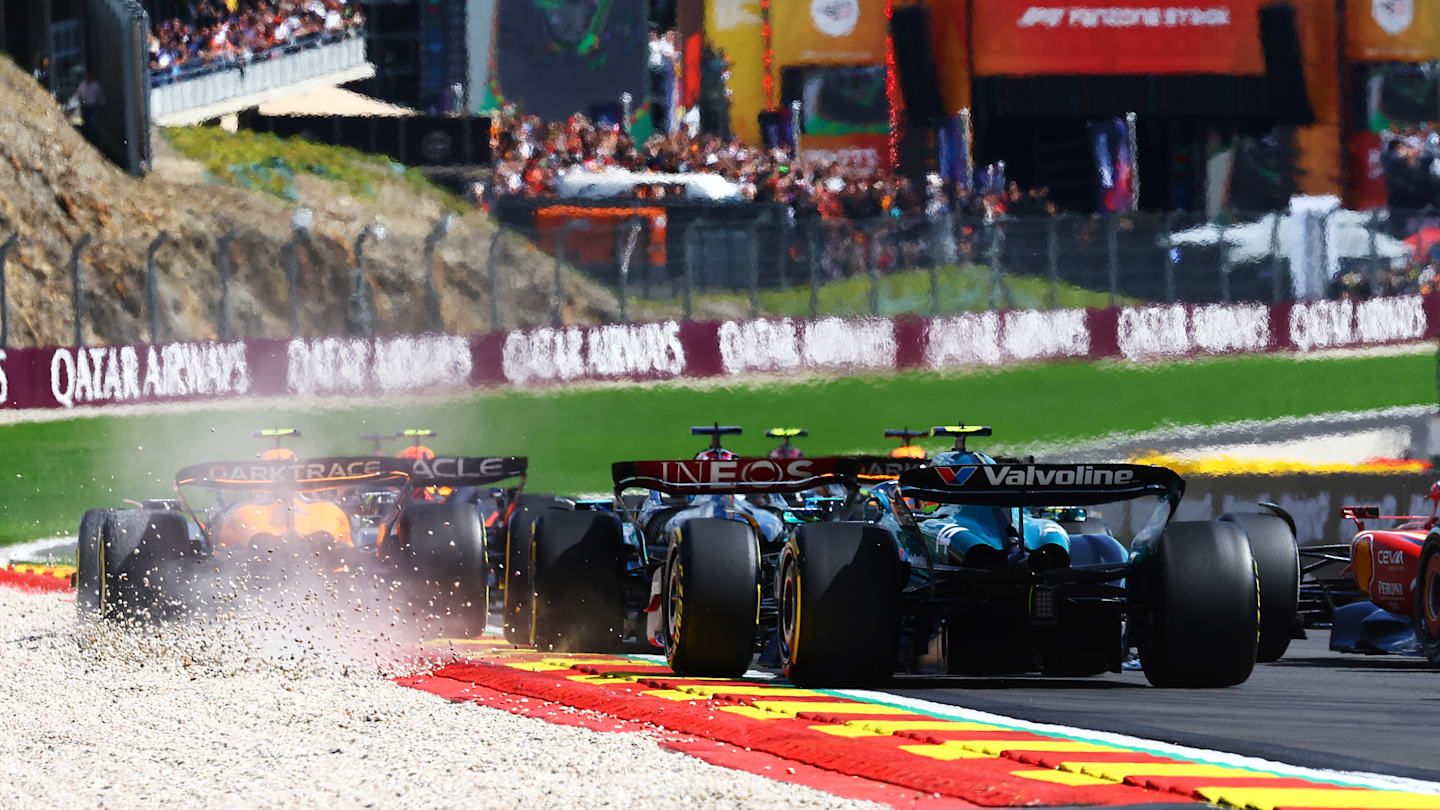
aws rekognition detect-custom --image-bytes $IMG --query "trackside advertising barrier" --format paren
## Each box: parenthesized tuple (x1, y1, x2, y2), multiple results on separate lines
(1, 294, 1437, 410)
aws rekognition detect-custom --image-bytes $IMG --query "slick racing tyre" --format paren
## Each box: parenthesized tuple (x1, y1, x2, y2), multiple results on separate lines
(664, 519, 761, 678)
(1219, 511, 1300, 663)
(779, 523, 900, 687)
(1135, 521, 1258, 687)
(530, 511, 625, 653)
(75, 508, 114, 617)
(397, 502, 488, 637)
(503, 495, 572, 644)
(92, 509, 192, 621)
(1414, 535, 1440, 665)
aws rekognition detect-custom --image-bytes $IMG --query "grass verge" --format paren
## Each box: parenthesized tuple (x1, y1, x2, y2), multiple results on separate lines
(162, 126, 467, 212)
(0, 349, 1433, 545)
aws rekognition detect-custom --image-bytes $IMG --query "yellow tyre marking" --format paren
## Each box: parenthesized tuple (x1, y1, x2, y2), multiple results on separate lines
(809, 720, 998, 738)
(1195, 787, 1440, 810)
(1011, 769, 1116, 786)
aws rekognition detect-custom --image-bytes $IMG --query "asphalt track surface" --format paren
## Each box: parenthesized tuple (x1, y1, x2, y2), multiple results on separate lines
(881, 631, 1440, 785)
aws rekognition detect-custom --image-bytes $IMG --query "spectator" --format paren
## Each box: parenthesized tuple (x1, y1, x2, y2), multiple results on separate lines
(75, 70, 105, 144)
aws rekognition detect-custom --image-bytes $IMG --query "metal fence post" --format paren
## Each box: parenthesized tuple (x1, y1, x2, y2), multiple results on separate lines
(71, 234, 92, 347)
(986, 218, 1010, 310)
(551, 220, 585, 328)
(423, 214, 452, 333)
(1268, 212, 1284, 302)
(1161, 211, 1179, 303)
(868, 220, 883, 316)
(807, 221, 821, 319)
(681, 221, 695, 321)
(928, 214, 943, 316)
(349, 224, 382, 337)
(216, 229, 236, 340)
(617, 216, 645, 324)
(1367, 208, 1381, 283)
(145, 231, 168, 344)
(748, 217, 762, 319)
(284, 209, 312, 337)
(1105, 216, 1119, 308)
(486, 230, 503, 333)
(1217, 220, 1231, 303)
(0, 234, 18, 349)
(1046, 214, 1060, 309)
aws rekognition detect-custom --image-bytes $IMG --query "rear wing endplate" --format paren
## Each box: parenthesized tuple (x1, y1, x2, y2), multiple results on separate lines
(900, 463, 1184, 508)
(613, 457, 860, 497)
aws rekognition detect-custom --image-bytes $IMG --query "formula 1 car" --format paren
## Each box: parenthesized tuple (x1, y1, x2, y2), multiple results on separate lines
(501, 425, 920, 669)
(1325, 488, 1440, 663)
(75, 434, 527, 635)
(764, 425, 1301, 687)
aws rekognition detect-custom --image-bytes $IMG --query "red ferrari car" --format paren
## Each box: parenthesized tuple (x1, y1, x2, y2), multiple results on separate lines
(1340, 484, 1440, 663)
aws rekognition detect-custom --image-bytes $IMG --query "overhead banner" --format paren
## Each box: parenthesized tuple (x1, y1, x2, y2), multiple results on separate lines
(492, 0, 650, 122)
(706, 0, 767, 143)
(771, 0, 887, 65)
(1347, 0, 1440, 62)
(971, 2, 1266, 76)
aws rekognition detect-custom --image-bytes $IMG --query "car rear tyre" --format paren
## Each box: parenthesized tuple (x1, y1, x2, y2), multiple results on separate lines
(397, 502, 488, 637)
(1135, 520, 1258, 687)
(780, 522, 900, 687)
(97, 509, 192, 621)
(531, 511, 625, 653)
(664, 518, 760, 677)
(502, 495, 572, 644)
(75, 508, 113, 617)
(1220, 511, 1300, 663)
(1414, 535, 1440, 665)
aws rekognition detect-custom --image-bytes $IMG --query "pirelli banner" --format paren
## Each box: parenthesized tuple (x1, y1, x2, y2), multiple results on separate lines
(0, 293, 1437, 410)
(970, 2, 1265, 76)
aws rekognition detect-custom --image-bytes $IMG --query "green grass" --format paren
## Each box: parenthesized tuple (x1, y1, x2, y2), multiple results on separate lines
(162, 126, 468, 212)
(636, 265, 1136, 318)
(0, 350, 1433, 545)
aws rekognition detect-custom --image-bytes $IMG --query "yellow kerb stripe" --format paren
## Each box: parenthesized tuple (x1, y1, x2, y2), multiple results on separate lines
(1063, 761, 1279, 781)
(744, 700, 915, 716)
(1195, 787, 1440, 810)
(643, 686, 826, 700)
(1012, 769, 1116, 786)
(810, 720, 998, 738)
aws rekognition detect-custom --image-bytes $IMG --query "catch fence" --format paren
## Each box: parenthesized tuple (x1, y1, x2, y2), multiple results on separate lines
(1, 206, 1436, 350)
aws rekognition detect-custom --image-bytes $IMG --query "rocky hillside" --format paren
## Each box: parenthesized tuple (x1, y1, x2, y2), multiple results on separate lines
(0, 55, 633, 349)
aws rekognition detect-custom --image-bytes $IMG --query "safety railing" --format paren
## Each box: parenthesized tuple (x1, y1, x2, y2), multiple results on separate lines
(1, 206, 1435, 349)
(149, 33, 367, 123)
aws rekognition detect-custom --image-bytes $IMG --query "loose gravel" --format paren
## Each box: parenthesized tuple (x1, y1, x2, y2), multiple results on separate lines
(0, 588, 880, 809)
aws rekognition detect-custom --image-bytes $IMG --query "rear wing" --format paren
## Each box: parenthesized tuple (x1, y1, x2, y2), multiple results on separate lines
(900, 463, 1184, 508)
(409, 456, 527, 489)
(613, 457, 860, 497)
(849, 455, 930, 481)
(176, 457, 412, 492)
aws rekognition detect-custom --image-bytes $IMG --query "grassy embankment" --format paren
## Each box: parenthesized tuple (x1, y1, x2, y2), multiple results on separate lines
(0, 349, 1433, 545)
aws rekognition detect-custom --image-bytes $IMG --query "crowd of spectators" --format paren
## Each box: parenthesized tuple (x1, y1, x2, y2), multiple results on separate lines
(148, 0, 363, 84)
(485, 110, 1063, 276)
(486, 110, 1055, 224)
